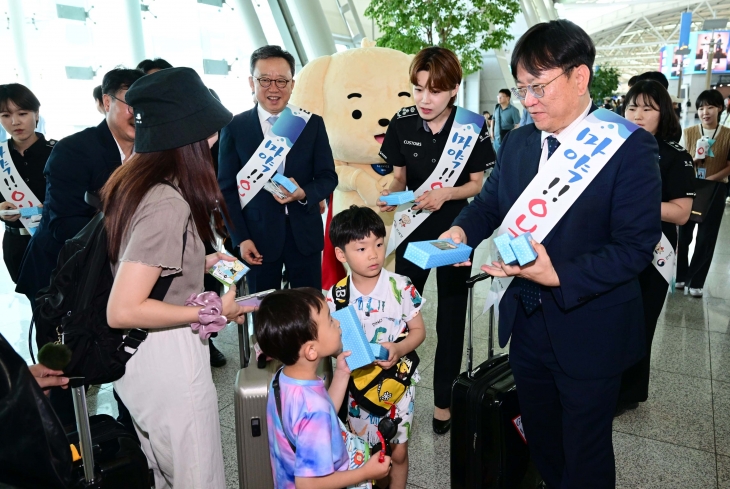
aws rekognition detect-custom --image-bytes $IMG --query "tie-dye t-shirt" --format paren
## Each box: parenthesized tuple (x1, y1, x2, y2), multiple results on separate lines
(266, 371, 349, 489)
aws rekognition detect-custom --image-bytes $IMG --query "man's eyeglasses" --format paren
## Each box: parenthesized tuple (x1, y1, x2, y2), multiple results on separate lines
(511, 68, 572, 100)
(254, 77, 292, 89)
(108, 94, 133, 114)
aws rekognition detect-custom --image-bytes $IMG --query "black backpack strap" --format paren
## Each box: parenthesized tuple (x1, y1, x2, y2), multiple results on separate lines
(118, 213, 188, 360)
(273, 368, 297, 453)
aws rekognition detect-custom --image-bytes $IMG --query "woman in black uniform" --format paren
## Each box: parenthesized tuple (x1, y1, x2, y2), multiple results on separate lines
(0, 84, 54, 284)
(617, 80, 695, 415)
(377, 47, 495, 434)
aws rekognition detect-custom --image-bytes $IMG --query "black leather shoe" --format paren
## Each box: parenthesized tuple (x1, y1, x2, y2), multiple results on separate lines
(209, 340, 227, 368)
(614, 401, 639, 418)
(433, 417, 451, 434)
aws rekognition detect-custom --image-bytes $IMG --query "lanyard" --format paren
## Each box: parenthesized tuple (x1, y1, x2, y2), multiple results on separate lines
(700, 124, 719, 141)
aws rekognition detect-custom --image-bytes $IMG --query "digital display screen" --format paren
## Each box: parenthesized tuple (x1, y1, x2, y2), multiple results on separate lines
(661, 30, 730, 79)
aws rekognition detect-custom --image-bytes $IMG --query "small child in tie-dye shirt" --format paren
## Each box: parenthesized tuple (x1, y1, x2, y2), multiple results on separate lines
(326, 206, 427, 489)
(254, 288, 392, 489)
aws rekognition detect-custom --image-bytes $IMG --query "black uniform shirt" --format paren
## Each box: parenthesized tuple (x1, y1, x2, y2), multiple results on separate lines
(378, 105, 495, 236)
(657, 137, 696, 247)
(4, 133, 54, 229)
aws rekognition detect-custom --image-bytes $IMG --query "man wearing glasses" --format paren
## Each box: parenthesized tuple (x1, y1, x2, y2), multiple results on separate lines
(16, 67, 143, 431)
(442, 20, 661, 487)
(218, 45, 336, 294)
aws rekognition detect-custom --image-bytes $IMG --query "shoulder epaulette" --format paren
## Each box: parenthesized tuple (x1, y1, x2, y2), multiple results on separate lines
(396, 105, 418, 119)
(665, 140, 685, 152)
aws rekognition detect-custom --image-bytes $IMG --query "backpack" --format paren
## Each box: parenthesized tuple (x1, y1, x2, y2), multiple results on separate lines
(334, 276, 419, 417)
(33, 187, 183, 385)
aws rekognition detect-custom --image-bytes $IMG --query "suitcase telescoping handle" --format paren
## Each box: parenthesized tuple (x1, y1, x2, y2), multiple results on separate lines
(465, 273, 493, 378)
(239, 277, 251, 369)
(70, 379, 96, 484)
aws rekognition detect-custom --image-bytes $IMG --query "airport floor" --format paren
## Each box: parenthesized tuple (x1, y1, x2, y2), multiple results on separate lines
(3, 204, 730, 488)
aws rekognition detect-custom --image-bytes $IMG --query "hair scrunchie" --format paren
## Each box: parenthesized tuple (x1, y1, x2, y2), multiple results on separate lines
(185, 291, 227, 340)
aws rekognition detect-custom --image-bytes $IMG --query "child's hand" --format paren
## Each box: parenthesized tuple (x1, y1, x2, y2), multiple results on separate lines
(375, 342, 401, 370)
(363, 452, 391, 480)
(335, 351, 352, 375)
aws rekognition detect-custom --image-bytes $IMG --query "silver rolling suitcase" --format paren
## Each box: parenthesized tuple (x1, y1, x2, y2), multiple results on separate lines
(234, 316, 332, 488)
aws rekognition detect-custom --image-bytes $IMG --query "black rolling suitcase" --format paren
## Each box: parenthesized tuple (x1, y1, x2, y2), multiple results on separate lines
(451, 273, 542, 489)
(67, 381, 152, 488)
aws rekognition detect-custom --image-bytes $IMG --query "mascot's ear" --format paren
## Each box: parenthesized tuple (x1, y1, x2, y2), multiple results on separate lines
(291, 55, 331, 116)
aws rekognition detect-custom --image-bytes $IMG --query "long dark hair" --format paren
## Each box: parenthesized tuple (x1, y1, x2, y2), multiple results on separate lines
(625, 80, 681, 142)
(101, 139, 231, 262)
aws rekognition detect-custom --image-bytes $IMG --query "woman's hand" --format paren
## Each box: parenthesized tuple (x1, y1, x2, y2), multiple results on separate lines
(375, 342, 401, 369)
(221, 285, 254, 324)
(205, 251, 235, 271)
(0, 201, 20, 222)
(414, 187, 452, 212)
(28, 364, 69, 392)
(376, 190, 397, 213)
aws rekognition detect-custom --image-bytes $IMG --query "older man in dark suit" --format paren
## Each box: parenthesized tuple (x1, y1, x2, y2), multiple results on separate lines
(218, 45, 337, 293)
(16, 67, 143, 430)
(443, 20, 661, 488)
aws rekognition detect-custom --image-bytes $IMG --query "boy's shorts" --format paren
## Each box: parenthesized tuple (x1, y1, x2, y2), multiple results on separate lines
(346, 384, 415, 446)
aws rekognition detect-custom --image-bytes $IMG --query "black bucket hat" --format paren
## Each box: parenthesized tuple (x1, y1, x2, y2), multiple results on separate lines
(125, 67, 232, 153)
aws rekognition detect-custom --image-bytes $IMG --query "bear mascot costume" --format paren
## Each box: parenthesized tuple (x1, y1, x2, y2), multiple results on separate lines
(290, 39, 413, 288)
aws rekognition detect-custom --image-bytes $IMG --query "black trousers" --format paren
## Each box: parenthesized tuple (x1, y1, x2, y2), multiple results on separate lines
(395, 243, 472, 409)
(2, 231, 30, 284)
(245, 217, 322, 293)
(510, 305, 620, 489)
(677, 182, 726, 288)
(619, 265, 667, 403)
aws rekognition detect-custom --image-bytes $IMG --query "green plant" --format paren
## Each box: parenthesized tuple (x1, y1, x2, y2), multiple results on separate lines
(364, 0, 520, 75)
(590, 65, 621, 102)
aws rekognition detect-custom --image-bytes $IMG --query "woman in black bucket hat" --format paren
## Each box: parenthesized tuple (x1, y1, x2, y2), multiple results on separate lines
(102, 67, 253, 489)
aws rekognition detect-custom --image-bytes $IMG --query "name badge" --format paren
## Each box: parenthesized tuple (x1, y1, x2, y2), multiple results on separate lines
(697, 167, 706, 179)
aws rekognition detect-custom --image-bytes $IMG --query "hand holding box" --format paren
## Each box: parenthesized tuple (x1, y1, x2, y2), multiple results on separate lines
(332, 306, 375, 370)
(403, 239, 473, 269)
(272, 173, 298, 194)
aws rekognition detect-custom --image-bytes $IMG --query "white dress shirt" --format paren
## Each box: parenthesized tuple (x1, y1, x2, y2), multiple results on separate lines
(538, 100, 592, 170)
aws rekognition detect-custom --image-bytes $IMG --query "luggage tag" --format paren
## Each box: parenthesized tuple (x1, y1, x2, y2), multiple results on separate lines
(208, 255, 249, 286)
(697, 167, 706, 179)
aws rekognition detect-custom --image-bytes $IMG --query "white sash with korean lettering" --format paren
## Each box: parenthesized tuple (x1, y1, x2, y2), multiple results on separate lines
(483, 108, 673, 316)
(236, 104, 312, 208)
(386, 107, 485, 256)
(0, 140, 42, 235)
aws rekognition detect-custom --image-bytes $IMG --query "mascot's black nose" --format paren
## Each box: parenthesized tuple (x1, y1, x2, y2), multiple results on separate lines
(378, 118, 390, 127)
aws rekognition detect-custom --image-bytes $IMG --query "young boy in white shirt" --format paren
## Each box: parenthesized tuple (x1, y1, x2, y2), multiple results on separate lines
(326, 206, 426, 489)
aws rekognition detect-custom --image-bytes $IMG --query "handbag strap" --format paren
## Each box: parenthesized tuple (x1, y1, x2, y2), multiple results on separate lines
(273, 368, 297, 453)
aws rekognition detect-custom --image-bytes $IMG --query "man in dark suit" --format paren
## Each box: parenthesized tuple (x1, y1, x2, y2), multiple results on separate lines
(218, 45, 337, 293)
(443, 21, 661, 487)
(16, 67, 143, 429)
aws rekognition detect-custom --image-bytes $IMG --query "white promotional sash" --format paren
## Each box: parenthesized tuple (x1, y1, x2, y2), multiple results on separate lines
(483, 108, 645, 314)
(236, 104, 312, 208)
(386, 107, 485, 256)
(652, 233, 675, 285)
(0, 140, 42, 235)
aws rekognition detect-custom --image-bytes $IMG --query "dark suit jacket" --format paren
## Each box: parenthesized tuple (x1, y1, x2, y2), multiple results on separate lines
(16, 119, 122, 299)
(453, 105, 662, 380)
(217, 105, 337, 262)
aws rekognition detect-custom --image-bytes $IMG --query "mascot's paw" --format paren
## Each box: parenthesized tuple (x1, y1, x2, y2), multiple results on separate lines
(38, 342, 72, 371)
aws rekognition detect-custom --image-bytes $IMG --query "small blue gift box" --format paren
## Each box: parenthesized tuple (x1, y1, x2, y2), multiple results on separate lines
(332, 306, 375, 370)
(494, 233, 518, 266)
(403, 239, 472, 269)
(272, 173, 298, 194)
(370, 343, 389, 360)
(379, 191, 415, 206)
(510, 232, 538, 266)
(19, 207, 42, 218)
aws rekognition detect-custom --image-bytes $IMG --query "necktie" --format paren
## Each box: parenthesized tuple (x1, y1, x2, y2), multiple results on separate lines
(267, 115, 284, 174)
(517, 136, 561, 315)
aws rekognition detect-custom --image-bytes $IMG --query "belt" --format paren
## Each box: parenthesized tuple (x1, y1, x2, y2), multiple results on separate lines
(4, 225, 30, 236)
